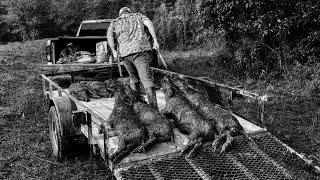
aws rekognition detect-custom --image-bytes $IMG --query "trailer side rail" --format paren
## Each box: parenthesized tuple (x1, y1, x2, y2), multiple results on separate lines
(152, 67, 268, 125)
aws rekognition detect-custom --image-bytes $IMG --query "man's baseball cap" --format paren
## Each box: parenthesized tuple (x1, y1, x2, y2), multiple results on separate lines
(119, 7, 131, 16)
(67, 43, 73, 47)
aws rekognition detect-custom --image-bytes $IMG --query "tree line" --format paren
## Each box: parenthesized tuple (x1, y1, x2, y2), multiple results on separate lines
(1, 0, 320, 77)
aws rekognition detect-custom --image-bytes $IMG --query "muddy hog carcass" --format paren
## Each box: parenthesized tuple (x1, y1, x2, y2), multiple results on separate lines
(108, 84, 146, 164)
(81, 81, 112, 98)
(171, 75, 254, 153)
(124, 84, 175, 153)
(68, 82, 90, 102)
(161, 75, 216, 157)
(104, 79, 120, 95)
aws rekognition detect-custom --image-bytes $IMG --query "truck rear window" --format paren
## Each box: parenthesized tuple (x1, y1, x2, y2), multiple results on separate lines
(78, 22, 111, 36)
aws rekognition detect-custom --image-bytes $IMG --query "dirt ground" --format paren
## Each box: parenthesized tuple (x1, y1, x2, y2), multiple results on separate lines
(0, 41, 319, 179)
(0, 41, 112, 179)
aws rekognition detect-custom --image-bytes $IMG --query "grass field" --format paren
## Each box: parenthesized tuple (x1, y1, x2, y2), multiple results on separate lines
(0, 40, 319, 179)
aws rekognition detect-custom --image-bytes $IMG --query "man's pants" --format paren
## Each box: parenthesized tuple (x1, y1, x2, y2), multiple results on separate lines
(122, 51, 154, 89)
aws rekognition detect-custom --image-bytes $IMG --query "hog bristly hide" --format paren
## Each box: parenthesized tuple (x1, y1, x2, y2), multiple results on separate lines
(81, 81, 112, 98)
(108, 84, 146, 164)
(161, 75, 216, 157)
(171, 75, 254, 153)
(124, 84, 175, 152)
(68, 82, 90, 102)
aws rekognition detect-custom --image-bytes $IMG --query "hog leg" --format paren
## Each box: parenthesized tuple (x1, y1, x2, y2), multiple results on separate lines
(240, 130, 256, 145)
(133, 135, 156, 153)
(87, 88, 101, 99)
(112, 142, 138, 165)
(171, 133, 177, 149)
(212, 134, 227, 151)
(110, 139, 126, 162)
(180, 134, 197, 156)
(187, 137, 203, 158)
(220, 131, 233, 153)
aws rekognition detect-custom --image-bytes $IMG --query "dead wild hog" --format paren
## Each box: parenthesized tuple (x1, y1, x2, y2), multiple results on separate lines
(108, 84, 146, 164)
(161, 75, 216, 157)
(104, 79, 119, 94)
(124, 84, 175, 152)
(68, 82, 90, 102)
(171, 75, 253, 153)
(81, 81, 112, 98)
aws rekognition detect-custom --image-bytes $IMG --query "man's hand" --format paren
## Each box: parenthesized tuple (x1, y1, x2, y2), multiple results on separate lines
(112, 50, 118, 60)
(153, 40, 159, 51)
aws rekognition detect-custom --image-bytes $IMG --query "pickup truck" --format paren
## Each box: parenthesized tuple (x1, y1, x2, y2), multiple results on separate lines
(43, 19, 126, 82)
(45, 19, 113, 64)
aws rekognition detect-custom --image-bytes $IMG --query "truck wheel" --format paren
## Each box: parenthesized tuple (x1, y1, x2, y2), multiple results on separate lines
(48, 106, 70, 161)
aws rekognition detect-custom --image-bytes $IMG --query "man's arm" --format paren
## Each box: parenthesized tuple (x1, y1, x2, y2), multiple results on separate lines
(107, 23, 118, 59)
(143, 19, 159, 50)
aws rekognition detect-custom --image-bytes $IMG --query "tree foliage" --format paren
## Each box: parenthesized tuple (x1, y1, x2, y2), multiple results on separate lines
(1, 0, 320, 77)
(1, 0, 54, 41)
(201, 0, 320, 76)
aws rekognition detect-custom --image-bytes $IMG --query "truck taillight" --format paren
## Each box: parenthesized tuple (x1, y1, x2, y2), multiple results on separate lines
(46, 40, 51, 62)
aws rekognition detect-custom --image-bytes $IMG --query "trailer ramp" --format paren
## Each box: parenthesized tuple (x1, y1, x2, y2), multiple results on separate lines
(115, 131, 319, 180)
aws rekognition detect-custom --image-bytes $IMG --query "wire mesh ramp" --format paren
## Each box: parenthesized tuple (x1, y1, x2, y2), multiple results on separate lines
(114, 131, 320, 180)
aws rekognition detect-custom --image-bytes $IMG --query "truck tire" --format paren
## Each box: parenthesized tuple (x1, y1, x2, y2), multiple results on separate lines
(48, 96, 77, 161)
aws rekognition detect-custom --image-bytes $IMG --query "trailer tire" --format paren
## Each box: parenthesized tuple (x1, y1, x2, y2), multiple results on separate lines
(49, 106, 70, 161)
(48, 96, 77, 161)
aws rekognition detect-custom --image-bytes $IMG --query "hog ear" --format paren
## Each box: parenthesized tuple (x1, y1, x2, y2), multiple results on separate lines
(163, 75, 170, 82)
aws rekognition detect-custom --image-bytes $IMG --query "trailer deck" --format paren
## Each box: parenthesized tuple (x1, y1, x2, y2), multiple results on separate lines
(48, 88, 264, 169)
(41, 66, 320, 179)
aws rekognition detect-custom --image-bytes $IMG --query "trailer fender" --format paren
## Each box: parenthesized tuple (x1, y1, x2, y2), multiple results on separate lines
(48, 96, 80, 160)
(49, 96, 78, 137)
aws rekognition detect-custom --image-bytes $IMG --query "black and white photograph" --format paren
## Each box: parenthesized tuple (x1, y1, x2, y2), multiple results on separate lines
(0, 0, 320, 179)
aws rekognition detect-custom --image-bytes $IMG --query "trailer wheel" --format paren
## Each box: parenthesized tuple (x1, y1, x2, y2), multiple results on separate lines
(48, 96, 77, 161)
(49, 106, 70, 161)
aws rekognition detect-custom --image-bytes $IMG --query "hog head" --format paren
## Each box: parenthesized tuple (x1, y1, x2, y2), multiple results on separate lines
(114, 84, 132, 106)
(69, 83, 90, 102)
(104, 79, 119, 93)
(161, 75, 174, 101)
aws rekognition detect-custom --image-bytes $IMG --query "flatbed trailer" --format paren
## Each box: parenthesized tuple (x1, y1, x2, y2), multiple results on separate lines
(41, 64, 320, 179)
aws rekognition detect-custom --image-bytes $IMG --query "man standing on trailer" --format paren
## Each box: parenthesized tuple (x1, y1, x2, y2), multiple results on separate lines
(107, 7, 159, 109)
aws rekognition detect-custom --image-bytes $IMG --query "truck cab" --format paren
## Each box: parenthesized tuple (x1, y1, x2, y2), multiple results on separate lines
(45, 19, 113, 64)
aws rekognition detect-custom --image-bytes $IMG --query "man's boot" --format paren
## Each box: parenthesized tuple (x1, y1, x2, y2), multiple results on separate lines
(130, 81, 145, 101)
(146, 87, 158, 110)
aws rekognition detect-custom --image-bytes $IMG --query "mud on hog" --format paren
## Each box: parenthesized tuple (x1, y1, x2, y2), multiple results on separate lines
(161, 75, 216, 157)
(81, 81, 112, 98)
(68, 82, 91, 102)
(108, 84, 146, 165)
(171, 74, 254, 153)
(124, 84, 175, 153)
